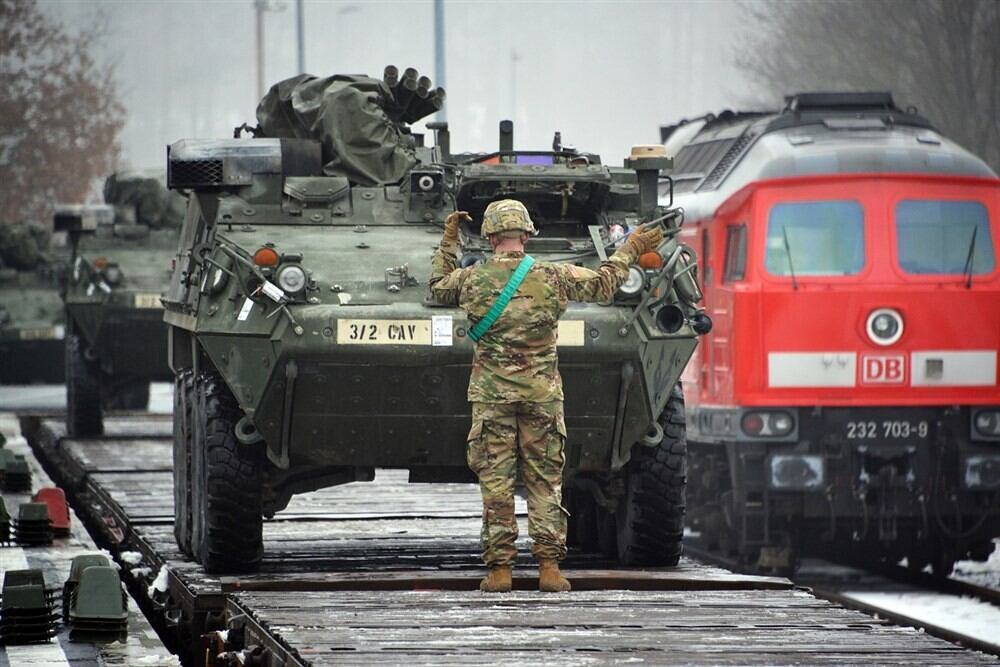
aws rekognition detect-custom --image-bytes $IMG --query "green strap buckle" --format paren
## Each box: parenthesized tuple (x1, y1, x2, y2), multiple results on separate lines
(468, 256, 535, 343)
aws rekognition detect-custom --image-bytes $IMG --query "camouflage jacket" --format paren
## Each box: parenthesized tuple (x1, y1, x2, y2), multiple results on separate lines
(430, 242, 637, 403)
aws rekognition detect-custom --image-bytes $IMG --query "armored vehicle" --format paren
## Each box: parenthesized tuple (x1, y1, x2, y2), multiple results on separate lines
(165, 67, 709, 572)
(0, 222, 67, 384)
(56, 171, 185, 436)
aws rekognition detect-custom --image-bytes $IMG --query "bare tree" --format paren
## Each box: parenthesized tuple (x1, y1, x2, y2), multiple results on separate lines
(0, 0, 124, 226)
(738, 0, 1000, 171)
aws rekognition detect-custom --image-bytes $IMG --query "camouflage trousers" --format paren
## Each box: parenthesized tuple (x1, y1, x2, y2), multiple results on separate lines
(467, 400, 568, 567)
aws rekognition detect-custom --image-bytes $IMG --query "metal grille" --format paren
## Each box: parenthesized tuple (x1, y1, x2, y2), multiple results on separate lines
(698, 131, 757, 191)
(170, 159, 224, 187)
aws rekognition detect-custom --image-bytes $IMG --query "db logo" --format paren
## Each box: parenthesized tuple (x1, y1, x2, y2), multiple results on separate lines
(861, 354, 906, 384)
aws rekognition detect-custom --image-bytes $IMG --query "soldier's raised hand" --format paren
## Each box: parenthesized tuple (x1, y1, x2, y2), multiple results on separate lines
(624, 222, 664, 256)
(443, 210, 472, 244)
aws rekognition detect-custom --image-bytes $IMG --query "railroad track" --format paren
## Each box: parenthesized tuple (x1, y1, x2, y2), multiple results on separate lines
(685, 540, 1000, 658)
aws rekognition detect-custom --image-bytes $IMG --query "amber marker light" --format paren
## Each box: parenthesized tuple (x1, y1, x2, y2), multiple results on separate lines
(253, 247, 280, 267)
(639, 252, 663, 270)
(93, 257, 108, 269)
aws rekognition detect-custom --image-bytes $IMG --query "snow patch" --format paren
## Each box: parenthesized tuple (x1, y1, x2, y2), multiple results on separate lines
(120, 550, 144, 565)
(844, 590, 1000, 648)
(953, 537, 1000, 590)
(130, 566, 152, 579)
(147, 565, 170, 597)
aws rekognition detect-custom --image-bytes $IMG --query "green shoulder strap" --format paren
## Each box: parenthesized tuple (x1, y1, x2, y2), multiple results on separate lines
(468, 255, 535, 343)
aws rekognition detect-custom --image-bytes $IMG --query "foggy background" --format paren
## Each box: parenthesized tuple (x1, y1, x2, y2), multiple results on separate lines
(40, 0, 747, 172)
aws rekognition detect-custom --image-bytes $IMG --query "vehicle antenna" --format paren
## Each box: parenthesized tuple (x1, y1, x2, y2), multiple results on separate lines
(962, 224, 978, 289)
(781, 224, 798, 290)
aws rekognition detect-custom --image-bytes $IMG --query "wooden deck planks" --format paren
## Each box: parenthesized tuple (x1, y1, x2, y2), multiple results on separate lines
(19, 415, 998, 665)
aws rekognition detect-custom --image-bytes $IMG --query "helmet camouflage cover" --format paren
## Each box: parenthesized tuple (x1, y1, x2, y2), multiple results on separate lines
(480, 199, 538, 237)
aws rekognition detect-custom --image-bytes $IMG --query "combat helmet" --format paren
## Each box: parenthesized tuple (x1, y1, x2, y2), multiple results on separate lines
(480, 199, 538, 237)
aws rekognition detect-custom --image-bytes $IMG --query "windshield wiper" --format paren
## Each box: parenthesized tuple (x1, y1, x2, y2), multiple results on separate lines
(962, 224, 978, 289)
(781, 225, 799, 290)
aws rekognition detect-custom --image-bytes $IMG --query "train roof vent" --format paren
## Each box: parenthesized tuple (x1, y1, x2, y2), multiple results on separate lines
(784, 91, 896, 112)
(697, 129, 758, 191)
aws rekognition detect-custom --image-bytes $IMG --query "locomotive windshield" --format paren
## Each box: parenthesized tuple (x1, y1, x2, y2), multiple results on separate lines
(895, 200, 995, 275)
(764, 200, 865, 276)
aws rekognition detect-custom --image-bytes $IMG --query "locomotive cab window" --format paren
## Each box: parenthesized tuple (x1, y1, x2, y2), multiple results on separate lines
(895, 200, 995, 275)
(723, 224, 747, 282)
(764, 201, 864, 277)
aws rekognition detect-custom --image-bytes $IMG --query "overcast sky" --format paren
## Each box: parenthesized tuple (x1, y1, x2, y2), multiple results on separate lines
(41, 0, 751, 171)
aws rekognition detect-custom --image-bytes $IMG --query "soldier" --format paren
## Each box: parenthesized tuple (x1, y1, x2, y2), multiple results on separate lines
(430, 199, 663, 593)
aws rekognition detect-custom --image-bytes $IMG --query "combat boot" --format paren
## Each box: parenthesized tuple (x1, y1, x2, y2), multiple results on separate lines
(479, 565, 512, 593)
(538, 559, 571, 592)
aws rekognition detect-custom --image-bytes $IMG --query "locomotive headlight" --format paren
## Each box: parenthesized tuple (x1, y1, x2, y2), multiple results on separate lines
(741, 410, 796, 438)
(972, 409, 1000, 440)
(276, 264, 307, 293)
(866, 308, 903, 346)
(617, 266, 645, 297)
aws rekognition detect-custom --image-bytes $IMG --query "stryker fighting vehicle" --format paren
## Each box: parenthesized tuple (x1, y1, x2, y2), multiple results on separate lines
(165, 66, 710, 572)
(56, 171, 186, 436)
(0, 222, 67, 384)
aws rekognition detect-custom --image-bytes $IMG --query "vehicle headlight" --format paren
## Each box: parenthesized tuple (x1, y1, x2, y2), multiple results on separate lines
(866, 308, 903, 346)
(276, 264, 307, 293)
(617, 266, 645, 297)
(102, 264, 124, 286)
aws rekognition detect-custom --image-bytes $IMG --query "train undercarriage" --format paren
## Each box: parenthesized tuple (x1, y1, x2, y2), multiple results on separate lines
(687, 404, 1000, 575)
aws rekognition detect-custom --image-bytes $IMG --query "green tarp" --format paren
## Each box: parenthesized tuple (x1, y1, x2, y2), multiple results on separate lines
(256, 74, 417, 187)
(103, 170, 185, 229)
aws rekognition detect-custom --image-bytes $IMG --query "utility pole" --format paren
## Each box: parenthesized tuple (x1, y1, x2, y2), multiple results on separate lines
(510, 49, 519, 123)
(254, 0, 287, 100)
(296, 0, 305, 75)
(255, 0, 266, 100)
(434, 0, 446, 121)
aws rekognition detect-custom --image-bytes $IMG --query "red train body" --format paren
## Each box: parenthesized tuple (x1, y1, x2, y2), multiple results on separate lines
(663, 93, 1000, 572)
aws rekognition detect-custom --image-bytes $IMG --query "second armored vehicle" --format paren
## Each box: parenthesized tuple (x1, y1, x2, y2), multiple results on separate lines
(56, 171, 185, 435)
(165, 68, 709, 572)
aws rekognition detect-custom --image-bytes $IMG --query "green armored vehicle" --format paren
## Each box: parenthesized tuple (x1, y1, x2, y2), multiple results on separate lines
(165, 67, 710, 572)
(0, 223, 67, 384)
(56, 171, 186, 436)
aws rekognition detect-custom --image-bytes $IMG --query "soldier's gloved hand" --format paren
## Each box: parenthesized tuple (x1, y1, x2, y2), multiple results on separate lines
(624, 222, 664, 256)
(443, 210, 472, 244)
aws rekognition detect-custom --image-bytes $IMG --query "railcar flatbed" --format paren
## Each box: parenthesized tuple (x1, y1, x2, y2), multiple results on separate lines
(18, 414, 995, 665)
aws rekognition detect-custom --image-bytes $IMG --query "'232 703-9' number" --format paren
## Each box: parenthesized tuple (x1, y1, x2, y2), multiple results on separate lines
(846, 420, 929, 439)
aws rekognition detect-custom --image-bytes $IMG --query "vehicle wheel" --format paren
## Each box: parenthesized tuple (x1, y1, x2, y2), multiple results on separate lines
(191, 372, 263, 572)
(573, 496, 600, 553)
(66, 329, 103, 437)
(616, 384, 687, 566)
(596, 510, 617, 559)
(103, 378, 150, 411)
(173, 369, 194, 557)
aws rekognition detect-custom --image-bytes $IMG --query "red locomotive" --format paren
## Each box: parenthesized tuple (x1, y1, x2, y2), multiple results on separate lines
(662, 92, 1000, 573)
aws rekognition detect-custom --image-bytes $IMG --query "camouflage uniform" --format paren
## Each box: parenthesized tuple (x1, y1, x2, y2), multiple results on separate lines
(430, 202, 640, 567)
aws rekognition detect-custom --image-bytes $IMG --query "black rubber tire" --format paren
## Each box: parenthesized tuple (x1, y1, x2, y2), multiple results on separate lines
(103, 378, 150, 411)
(191, 372, 263, 573)
(616, 384, 687, 566)
(66, 330, 103, 437)
(597, 510, 618, 559)
(172, 369, 194, 557)
(573, 496, 600, 553)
